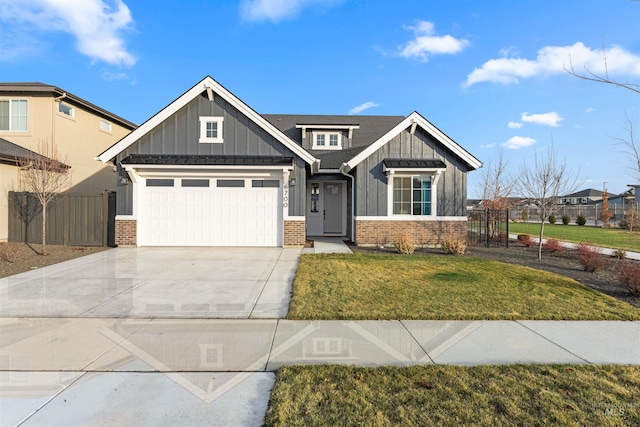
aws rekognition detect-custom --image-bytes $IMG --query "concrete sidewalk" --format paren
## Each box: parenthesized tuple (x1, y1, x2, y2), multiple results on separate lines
(2, 318, 639, 426)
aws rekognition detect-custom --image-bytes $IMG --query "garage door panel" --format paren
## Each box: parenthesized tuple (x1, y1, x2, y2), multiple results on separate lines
(139, 179, 281, 247)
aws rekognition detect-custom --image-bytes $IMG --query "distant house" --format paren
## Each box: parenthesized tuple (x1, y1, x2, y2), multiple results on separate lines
(98, 75, 482, 247)
(0, 83, 136, 242)
(558, 188, 604, 206)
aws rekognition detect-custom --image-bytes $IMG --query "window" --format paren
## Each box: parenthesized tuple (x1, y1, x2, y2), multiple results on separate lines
(310, 183, 319, 213)
(182, 179, 209, 187)
(217, 179, 244, 187)
(312, 132, 341, 150)
(581, 197, 588, 204)
(58, 102, 74, 118)
(199, 116, 224, 143)
(100, 120, 112, 132)
(392, 175, 432, 215)
(0, 99, 28, 131)
(252, 179, 280, 188)
(146, 179, 174, 187)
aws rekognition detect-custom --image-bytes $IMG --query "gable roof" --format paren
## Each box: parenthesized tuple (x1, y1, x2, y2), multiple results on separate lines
(97, 76, 317, 166)
(0, 82, 136, 130)
(346, 111, 482, 171)
(561, 188, 604, 198)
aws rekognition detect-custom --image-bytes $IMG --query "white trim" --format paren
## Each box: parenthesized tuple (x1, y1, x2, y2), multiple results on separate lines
(115, 215, 136, 220)
(57, 101, 75, 119)
(98, 76, 317, 165)
(296, 124, 360, 130)
(285, 216, 306, 221)
(383, 166, 446, 176)
(355, 216, 467, 221)
(312, 131, 342, 150)
(346, 112, 482, 171)
(386, 172, 440, 217)
(199, 116, 223, 143)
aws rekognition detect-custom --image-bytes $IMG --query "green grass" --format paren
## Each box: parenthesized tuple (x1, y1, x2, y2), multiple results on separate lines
(508, 222, 640, 252)
(288, 254, 640, 320)
(265, 365, 640, 426)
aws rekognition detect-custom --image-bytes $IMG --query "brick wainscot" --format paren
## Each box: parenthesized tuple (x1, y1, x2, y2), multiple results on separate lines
(115, 219, 137, 246)
(355, 218, 467, 246)
(284, 219, 306, 246)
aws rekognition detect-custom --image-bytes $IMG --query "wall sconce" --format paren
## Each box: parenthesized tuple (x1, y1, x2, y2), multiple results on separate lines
(119, 177, 128, 185)
(289, 178, 296, 187)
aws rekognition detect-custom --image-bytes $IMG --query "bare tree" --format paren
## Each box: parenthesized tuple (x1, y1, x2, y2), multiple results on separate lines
(565, 48, 640, 95)
(615, 116, 640, 182)
(479, 152, 515, 239)
(18, 140, 71, 255)
(517, 145, 580, 259)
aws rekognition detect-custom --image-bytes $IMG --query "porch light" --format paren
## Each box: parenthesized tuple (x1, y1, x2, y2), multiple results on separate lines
(289, 178, 297, 187)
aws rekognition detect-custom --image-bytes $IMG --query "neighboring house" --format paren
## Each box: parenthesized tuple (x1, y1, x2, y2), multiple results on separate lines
(98, 76, 481, 247)
(0, 82, 136, 242)
(558, 188, 603, 205)
(599, 186, 637, 209)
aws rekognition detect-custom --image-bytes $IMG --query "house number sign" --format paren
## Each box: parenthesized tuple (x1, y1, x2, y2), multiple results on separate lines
(283, 184, 289, 208)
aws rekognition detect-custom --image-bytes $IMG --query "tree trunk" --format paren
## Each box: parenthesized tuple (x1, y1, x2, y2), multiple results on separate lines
(538, 220, 545, 260)
(41, 202, 48, 256)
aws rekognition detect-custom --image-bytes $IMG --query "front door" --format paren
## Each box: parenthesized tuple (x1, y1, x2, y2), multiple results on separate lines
(306, 181, 345, 236)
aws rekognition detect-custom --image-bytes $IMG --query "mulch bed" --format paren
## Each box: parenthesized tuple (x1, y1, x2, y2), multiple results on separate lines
(352, 242, 640, 309)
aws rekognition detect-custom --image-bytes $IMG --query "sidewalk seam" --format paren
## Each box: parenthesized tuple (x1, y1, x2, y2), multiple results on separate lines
(515, 320, 591, 363)
(399, 320, 436, 364)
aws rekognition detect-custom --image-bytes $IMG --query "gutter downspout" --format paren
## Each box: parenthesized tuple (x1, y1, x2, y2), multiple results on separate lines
(340, 162, 355, 243)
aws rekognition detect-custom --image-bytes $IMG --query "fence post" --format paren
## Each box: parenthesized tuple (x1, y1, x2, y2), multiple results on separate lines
(485, 209, 490, 247)
(505, 209, 509, 248)
(102, 191, 108, 246)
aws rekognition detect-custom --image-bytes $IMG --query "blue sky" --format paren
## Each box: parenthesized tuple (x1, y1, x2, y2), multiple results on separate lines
(1, 0, 640, 196)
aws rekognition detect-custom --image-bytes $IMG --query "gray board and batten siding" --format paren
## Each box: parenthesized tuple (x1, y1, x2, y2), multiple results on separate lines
(354, 127, 469, 217)
(114, 92, 306, 217)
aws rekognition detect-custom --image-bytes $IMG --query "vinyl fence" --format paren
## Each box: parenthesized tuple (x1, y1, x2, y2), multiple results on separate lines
(511, 203, 639, 227)
(8, 191, 116, 247)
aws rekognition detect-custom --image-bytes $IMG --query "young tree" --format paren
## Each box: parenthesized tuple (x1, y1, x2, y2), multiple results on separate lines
(517, 145, 579, 259)
(599, 189, 611, 227)
(479, 152, 515, 238)
(18, 140, 71, 255)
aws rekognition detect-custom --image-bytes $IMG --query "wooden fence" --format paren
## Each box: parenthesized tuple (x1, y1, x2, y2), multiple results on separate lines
(8, 191, 116, 247)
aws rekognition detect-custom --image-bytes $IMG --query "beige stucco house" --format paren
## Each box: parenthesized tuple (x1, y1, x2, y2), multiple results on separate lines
(0, 83, 136, 242)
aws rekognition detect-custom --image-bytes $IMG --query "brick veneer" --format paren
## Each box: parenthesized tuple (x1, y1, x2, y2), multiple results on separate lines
(284, 219, 306, 246)
(355, 219, 467, 246)
(115, 219, 137, 247)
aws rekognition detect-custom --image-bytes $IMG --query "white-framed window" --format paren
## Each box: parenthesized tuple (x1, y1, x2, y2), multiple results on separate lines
(199, 116, 224, 143)
(392, 175, 433, 215)
(100, 119, 112, 133)
(58, 102, 74, 118)
(581, 197, 588, 204)
(312, 132, 341, 150)
(0, 99, 28, 131)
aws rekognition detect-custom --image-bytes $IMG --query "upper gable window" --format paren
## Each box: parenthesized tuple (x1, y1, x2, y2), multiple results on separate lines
(58, 102, 74, 118)
(312, 132, 341, 150)
(199, 116, 224, 143)
(100, 119, 112, 133)
(0, 99, 28, 131)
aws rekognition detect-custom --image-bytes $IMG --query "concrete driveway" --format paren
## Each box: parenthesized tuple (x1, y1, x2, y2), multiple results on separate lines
(0, 247, 301, 319)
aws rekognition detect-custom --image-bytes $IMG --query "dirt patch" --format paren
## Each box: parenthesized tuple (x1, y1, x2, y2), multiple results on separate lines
(0, 243, 108, 279)
(352, 242, 640, 309)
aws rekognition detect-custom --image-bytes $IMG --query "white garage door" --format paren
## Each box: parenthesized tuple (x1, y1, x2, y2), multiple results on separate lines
(138, 177, 281, 246)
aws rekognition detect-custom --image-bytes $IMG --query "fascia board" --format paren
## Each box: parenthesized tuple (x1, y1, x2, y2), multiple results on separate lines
(346, 112, 483, 171)
(98, 76, 317, 165)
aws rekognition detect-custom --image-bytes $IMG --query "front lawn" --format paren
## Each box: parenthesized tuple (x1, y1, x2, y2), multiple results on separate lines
(288, 254, 640, 320)
(265, 365, 640, 426)
(508, 222, 640, 252)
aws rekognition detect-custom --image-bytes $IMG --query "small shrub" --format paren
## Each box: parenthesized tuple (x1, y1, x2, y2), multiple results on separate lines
(548, 214, 556, 224)
(576, 243, 606, 273)
(521, 209, 529, 221)
(1, 243, 19, 263)
(562, 214, 570, 225)
(619, 211, 640, 231)
(619, 264, 640, 296)
(394, 231, 416, 255)
(441, 237, 467, 255)
(518, 234, 533, 247)
(544, 238, 564, 253)
(613, 249, 627, 260)
(575, 213, 587, 226)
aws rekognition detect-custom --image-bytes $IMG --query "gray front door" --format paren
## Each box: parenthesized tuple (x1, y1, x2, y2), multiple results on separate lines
(323, 183, 342, 234)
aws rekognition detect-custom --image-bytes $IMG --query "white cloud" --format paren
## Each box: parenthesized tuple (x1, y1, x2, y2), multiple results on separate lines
(0, 0, 136, 67)
(502, 136, 536, 149)
(348, 101, 380, 115)
(464, 42, 640, 87)
(585, 107, 597, 113)
(508, 121, 522, 129)
(240, 0, 340, 22)
(521, 112, 563, 127)
(398, 20, 469, 62)
(480, 143, 496, 148)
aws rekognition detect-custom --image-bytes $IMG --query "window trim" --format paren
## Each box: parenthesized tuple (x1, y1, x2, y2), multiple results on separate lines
(199, 116, 224, 143)
(0, 98, 28, 132)
(58, 102, 75, 119)
(387, 171, 442, 217)
(100, 119, 112, 133)
(312, 131, 342, 150)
